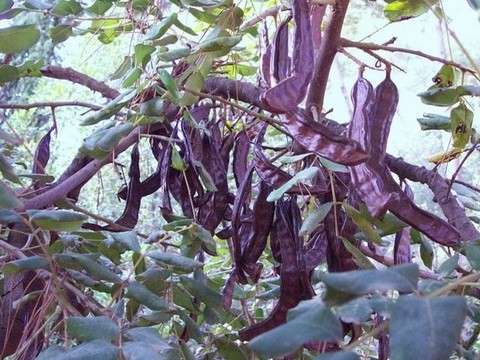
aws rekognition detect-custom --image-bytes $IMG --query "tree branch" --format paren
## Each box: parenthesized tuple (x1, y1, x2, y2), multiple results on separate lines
(385, 154, 480, 242)
(306, 0, 350, 116)
(203, 77, 264, 108)
(239, 5, 281, 31)
(341, 38, 478, 76)
(0, 101, 101, 110)
(40, 66, 120, 99)
(21, 123, 163, 210)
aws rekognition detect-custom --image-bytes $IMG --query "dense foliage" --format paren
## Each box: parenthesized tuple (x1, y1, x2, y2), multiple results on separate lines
(1, 0, 480, 359)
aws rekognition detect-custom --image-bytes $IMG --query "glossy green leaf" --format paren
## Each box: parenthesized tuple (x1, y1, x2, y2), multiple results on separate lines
(193, 36, 242, 53)
(139, 97, 165, 117)
(172, 283, 201, 315)
(1, 255, 49, 275)
(158, 69, 180, 103)
(122, 341, 171, 360)
(267, 167, 319, 202)
(51, 0, 83, 15)
(180, 71, 204, 106)
(179, 275, 222, 309)
(55, 252, 122, 283)
(0, 181, 23, 209)
(0, 64, 19, 83)
(134, 44, 155, 67)
(417, 113, 451, 131)
(82, 89, 136, 126)
(322, 263, 419, 305)
(145, 13, 177, 40)
(343, 203, 382, 245)
(0, 152, 21, 183)
(151, 34, 178, 47)
(158, 47, 191, 62)
(126, 281, 175, 311)
(340, 236, 376, 270)
(0, 24, 40, 54)
(337, 297, 373, 323)
(0, 7, 26, 20)
(437, 253, 458, 277)
(213, 336, 247, 360)
(411, 229, 434, 269)
(85, 0, 112, 15)
(194, 160, 217, 192)
(178, 309, 204, 343)
(173, 18, 197, 36)
(107, 231, 141, 253)
(249, 299, 342, 358)
(80, 123, 134, 159)
(170, 145, 188, 171)
(464, 242, 480, 270)
(147, 251, 203, 272)
(50, 25, 73, 44)
(125, 327, 169, 345)
(122, 68, 142, 88)
(299, 202, 333, 237)
(390, 296, 467, 360)
(384, 0, 438, 21)
(67, 316, 120, 342)
(50, 339, 118, 360)
(319, 157, 349, 173)
(418, 85, 472, 107)
(28, 210, 88, 231)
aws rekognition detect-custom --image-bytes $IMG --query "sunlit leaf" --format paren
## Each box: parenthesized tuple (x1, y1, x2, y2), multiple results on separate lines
(0, 25, 41, 54)
(145, 13, 177, 40)
(51, 0, 83, 15)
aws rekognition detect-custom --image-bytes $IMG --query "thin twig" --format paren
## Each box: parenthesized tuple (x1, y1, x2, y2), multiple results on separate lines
(341, 38, 478, 77)
(239, 5, 281, 30)
(0, 101, 102, 111)
(446, 139, 480, 199)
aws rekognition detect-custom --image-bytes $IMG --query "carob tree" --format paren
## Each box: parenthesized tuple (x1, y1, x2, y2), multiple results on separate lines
(0, 0, 480, 359)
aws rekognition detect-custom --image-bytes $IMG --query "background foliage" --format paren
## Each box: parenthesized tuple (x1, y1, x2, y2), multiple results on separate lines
(1, 0, 480, 359)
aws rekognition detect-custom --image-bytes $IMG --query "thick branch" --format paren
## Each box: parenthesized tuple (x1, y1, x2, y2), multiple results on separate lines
(341, 38, 477, 75)
(306, 0, 350, 115)
(203, 77, 264, 108)
(40, 66, 120, 99)
(21, 124, 162, 210)
(385, 154, 480, 242)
